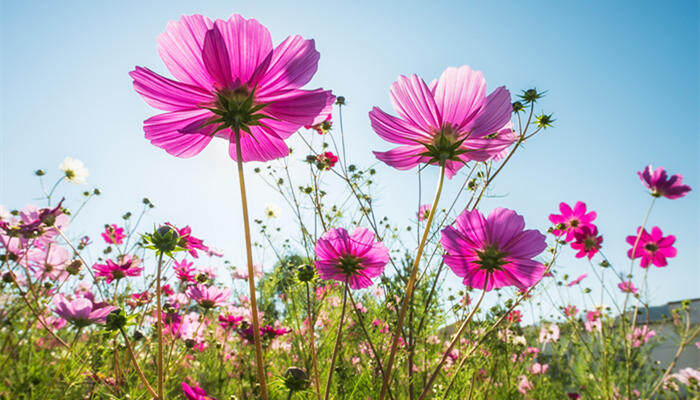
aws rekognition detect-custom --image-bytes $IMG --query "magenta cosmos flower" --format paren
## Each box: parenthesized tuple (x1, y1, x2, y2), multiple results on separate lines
(618, 280, 638, 294)
(101, 224, 126, 245)
(417, 204, 432, 222)
(53, 295, 116, 328)
(638, 165, 691, 199)
(370, 66, 516, 178)
(166, 223, 209, 258)
(186, 284, 231, 309)
(570, 226, 602, 259)
(440, 208, 547, 291)
(548, 201, 597, 242)
(314, 227, 390, 289)
(130, 14, 334, 162)
(93, 255, 143, 284)
(626, 226, 676, 268)
(182, 382, 215, 400)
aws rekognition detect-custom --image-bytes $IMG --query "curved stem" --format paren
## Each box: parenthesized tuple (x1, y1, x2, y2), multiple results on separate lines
(324, 281, 348, 400)
(233, 129, 268, 400)
(306, 282, 322, 400)
(155, 251, 164, 400)
(41, 328, 81, 400)
(418, 281, 488, 400)
(119, 327, 158, 399)
(379, 163, 446, 400)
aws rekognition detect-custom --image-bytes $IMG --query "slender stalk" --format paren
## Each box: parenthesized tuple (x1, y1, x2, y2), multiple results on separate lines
(417, 282, 488, 400)
(379, 163, 446, 400)
(41, 328, 81, 400)
(306, 282, 322, 400)
(324, 281, 349, 400)
(622, 197, 655, 399)
(119, 327, 158, 399)
(233, 129, 268, 400)
(155, 251, 165, 400)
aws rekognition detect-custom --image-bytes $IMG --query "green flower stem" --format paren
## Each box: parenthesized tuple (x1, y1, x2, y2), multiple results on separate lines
(324, 280, 348, 400)
(233, 129, 268, 400)
(379, 162, 446, 400)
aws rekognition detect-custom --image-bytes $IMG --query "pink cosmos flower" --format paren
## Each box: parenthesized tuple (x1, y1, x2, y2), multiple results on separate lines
(618, 280, 638, 294)
(506, 309, 523, 324)
(314, 227, 390, 289)
(130, 14, 334, 162)
(167, 224, 209, 258)
(182, 382, 215, 400)
(101, 224, 126, 245)
(626, 226, 676, 268)
(417, 204, 432, 222)
(26, 244, 71, 281)
(571, 226, 602, 259)
(638, 165, 692, 199)
(548, 201, 597, 242)
(538, 323, 560, 344)
(315, 151, 338, 170)
(174, 258, 197, 282)
(627, 325, 656, 348)
(529, 362, 549, 375)
(305, 113, 332, 134)
(568, 393, 582, 400)
(517, 375, 533, 394)
(186, 284, 231, 309)
(566, 273, 588, 287)
(53, 295, 116, 328)
(370, 66, 516, 178)
(440, 208, 547, 291)
(673, 368, 700, 387)
(585, 309, 602, 332)
(93, 255, 143, 284)
(127, 291, 150, 309)
(564, 305, 579, 318)
(218, 314, 244, 330)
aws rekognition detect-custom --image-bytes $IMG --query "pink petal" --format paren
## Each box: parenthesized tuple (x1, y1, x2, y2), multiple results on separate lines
(469, 86, 512, 137)
(130, 67, 212, 111)
(390, 74, 441, 132)
(143, 109, 214, 158)
(202, 25, 234, 88)
(258, 35, 320, 96)
(214, 15, 273, 85)
(373, 145, 425, 171)
(369, 107, 430, 145)
(260, 88, 335, 128)
(227, 126, 290, 162)
(157, 14, 215, 90)
(433, 66, 486, 128)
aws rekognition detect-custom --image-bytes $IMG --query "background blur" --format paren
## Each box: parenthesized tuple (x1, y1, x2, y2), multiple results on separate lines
(1, 0, 698, 322)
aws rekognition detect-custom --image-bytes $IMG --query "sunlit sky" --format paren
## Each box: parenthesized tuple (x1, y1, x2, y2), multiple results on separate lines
(1, 1, 698, 321)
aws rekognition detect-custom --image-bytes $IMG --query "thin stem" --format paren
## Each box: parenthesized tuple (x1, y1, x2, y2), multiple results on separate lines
(379, 163, 446, 400)
(324, 281, 349, 400)
(119, 327, 158, 399)
(306, 282, 322, 400)
(156, 251, 165, 400)
(233, 129, 268, 400)
(41, 328, 81, 400)
(418, 282, 488, 400)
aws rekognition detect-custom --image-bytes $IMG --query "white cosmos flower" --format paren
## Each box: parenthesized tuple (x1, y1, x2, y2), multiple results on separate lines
(264, 204, 281, 219)
(59, 157, 89, 184)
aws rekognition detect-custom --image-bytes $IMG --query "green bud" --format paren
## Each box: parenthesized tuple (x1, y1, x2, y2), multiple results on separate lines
(34, 169, 46, 176)
(297, 264, 315, 282)
(105, 309, 127, 331)
(66, 260, 82, 275)
(335, 96, 346, 106)
(284, 367, 310, 392)
(148, 225, 180, 253)
(512, 101, 524, 112)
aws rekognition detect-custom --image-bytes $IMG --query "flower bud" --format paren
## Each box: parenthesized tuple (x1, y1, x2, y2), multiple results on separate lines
(34, 169, 46, 176)
(335, 96, 346, 105)
(284, 367, 309, 392)
(105, 309, 127, 332)
(66, 260, 82, 275)
(297, 264, 315, 282)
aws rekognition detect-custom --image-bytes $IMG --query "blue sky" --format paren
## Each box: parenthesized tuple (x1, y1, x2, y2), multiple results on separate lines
(1, 1, 698, 319)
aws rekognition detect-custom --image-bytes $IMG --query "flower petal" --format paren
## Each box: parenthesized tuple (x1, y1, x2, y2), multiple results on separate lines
(130, 67, 212, 111)
(143, 109, 214, 158)
(390, 74, 441, 132)
(258, 35, 320, 96)
(157, 14, 215, 90)
(433, 66, 486, 128)
(369, 107, 431, 145)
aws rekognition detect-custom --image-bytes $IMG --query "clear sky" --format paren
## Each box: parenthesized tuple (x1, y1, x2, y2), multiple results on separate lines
(1, 1, 698, 319)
